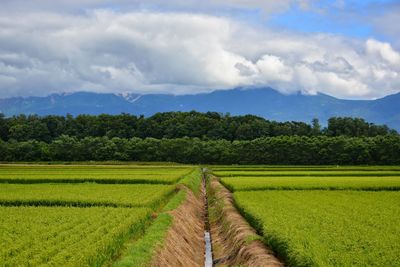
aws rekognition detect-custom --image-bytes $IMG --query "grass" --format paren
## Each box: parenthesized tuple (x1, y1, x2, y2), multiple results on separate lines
(0, 206, 151, 267)
(162, 190, 187, 212)
(0, 165, 194, 184)
(179, 168, 202, 196)
(233, 190, 400, 267)
(221, 176, 400, 191)
(0, 183, 175, 208)
(113, 213, 173, 267)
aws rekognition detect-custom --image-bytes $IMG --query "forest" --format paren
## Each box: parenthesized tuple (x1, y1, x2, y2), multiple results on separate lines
(0, 111, 398, 164)
(0, 111, 396, 142)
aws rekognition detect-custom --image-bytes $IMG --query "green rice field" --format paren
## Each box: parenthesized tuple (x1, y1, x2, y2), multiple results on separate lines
(0, 206, 151, 266)
(213, 166, 400, 267)
(221, 176, 400, 191)
(0, 165, 193, 184)
(212, 166, 400, 172)
(214, 170, 400, 177)
(0, 183, 175, 208)
(0, 164, 198, 266)
(234, 191, 400, 266)
(2, 163, 399, 266)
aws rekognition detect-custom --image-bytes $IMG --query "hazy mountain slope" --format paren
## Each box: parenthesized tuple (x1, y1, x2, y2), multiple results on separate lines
(1, 88, 399, 131)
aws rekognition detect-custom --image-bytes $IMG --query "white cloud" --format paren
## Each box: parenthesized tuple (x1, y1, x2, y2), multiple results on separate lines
(256, 55, 293, 83)
(0, 10, 399, 99)
(366, 39, 400, 67)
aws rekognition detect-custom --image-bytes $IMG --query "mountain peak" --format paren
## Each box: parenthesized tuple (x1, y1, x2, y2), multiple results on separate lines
(0, 88, 399, 131)
(116, 93, 142, 103)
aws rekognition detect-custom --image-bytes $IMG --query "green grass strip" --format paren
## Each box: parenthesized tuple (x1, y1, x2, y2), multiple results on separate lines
(179, 168, 202, 196)
(112, 168, 203, 267)
(162, 190, 187, 212)
(112, 213, 173, 267)
(112, 190, 189, 267)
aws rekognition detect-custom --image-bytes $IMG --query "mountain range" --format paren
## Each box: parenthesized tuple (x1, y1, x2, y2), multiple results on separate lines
(1, 88, 399, 131)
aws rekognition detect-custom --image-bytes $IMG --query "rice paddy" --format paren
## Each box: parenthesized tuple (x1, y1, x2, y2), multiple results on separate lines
(213, 166, 400, 267)
(0, 164, 198, 266)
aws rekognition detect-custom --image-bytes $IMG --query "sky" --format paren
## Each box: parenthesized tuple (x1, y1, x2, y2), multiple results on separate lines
(0, 0, 399, 99)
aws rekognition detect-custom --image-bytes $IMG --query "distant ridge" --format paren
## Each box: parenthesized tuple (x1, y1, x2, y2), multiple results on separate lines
(0, 87, 399, 131)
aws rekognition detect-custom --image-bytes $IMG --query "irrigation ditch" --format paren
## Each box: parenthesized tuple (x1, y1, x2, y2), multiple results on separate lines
(202, 168, 214, 267)
(150, 168, 283, 266)
(201, 168, 283, 267)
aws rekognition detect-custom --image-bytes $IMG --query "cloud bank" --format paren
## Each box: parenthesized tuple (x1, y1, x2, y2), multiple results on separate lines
(0, 9, 399, 99)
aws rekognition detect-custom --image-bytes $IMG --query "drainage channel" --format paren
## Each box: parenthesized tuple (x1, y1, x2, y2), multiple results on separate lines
(202, 168, 214, 267)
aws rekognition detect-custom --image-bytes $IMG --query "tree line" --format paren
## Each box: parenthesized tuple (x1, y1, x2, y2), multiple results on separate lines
(1, 135, 399, 165)
(0, 111, 396, 142)
(1, 111, 397, 164)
